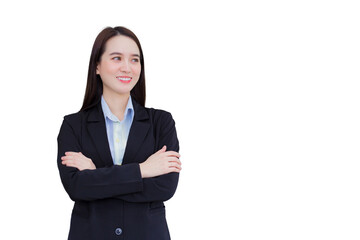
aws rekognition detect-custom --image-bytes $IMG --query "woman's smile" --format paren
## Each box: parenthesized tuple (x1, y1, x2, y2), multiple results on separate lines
(117, 76, 132, 83)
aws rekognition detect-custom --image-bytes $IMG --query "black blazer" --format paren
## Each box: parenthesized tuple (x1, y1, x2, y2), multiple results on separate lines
(57, 98, 179, 240)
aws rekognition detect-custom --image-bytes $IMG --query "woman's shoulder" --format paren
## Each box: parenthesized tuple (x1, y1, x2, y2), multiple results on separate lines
(143, 106, 176, 128)
(144, 106, 174, 120)
(60, 111, 83, 132)
(62, 107, 93, 126)
(63, 111, 81, 121)
(63, 103, 100, 123)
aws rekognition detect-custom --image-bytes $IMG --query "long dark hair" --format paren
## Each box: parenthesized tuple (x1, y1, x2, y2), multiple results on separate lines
(80, 26, 146, 111)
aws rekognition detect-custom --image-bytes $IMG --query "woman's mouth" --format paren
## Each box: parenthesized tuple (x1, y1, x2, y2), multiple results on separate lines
(116, 76, 132, 83)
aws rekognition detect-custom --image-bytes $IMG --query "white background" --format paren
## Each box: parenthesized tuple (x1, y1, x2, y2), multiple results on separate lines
(0, 0, 359, 239)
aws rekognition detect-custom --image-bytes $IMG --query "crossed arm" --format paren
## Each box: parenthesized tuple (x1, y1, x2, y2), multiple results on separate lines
(61, 145, 181, 178)
(57, 112, 182, 203)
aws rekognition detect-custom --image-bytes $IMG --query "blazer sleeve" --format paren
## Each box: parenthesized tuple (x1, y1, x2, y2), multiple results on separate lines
(116, 111, 180, 203)
(57, 115, 144, 202)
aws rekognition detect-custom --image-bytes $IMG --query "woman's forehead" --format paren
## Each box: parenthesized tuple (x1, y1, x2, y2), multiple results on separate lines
(104, 35, 140, 55)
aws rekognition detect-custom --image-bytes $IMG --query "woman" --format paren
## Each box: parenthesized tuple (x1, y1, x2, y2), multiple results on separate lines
(57, 26, 182, 240)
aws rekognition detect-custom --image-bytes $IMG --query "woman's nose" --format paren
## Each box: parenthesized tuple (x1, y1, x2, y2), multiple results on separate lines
(120, 60, 131, 73)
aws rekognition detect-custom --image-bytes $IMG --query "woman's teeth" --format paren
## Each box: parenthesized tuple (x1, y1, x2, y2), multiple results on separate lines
(117, 77, 131, 81)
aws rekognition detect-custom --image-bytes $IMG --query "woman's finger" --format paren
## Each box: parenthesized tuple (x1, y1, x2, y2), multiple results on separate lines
(62, 160, 77, 167)
(168, 165, 181, 172)
(167, 159, 182, 171)
(164, 151, 180, 158)
(65, 151, 79, 156)
(61, 155, 75, 161)
(167, 157, 181, 165)
(168, 160, 181, 168)
(154, 145, 166, 153)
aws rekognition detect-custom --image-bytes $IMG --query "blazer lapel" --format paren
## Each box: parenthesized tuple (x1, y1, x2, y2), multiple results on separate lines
(123, 97, 150, 164)
(87, 103, 114, 167)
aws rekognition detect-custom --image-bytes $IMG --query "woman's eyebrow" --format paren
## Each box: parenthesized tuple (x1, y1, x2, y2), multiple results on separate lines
(109, 52, 140, 57)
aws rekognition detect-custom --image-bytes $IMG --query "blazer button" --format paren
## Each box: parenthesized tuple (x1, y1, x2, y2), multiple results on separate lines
(115, 228, 122, 236)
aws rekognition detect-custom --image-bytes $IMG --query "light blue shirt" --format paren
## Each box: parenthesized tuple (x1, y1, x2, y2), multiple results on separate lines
(101, 95, 134, 165)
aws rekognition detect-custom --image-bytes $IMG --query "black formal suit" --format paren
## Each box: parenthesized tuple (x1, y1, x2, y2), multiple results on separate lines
(57, 97, 179, 240)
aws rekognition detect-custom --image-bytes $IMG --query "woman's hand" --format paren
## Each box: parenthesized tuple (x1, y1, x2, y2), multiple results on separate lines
(61, 152, 96, 171)
(139, 145, 182, 178)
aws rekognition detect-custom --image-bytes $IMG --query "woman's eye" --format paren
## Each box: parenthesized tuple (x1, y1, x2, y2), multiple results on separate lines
(113, 57, 121, 60)
(132, 58, 139, 62)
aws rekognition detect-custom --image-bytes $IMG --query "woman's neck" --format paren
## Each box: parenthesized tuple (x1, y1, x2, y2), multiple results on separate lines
(102, 91, 130, 121)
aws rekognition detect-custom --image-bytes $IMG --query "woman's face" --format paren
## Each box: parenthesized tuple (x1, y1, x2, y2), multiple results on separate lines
(96, 35, 141, 97)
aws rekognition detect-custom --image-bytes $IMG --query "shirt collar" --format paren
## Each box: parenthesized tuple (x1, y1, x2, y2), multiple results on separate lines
(101, 95, 134, 122)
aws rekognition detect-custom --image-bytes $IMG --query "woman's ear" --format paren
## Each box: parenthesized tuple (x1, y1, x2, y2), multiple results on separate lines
(96, 64, 100, 75)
